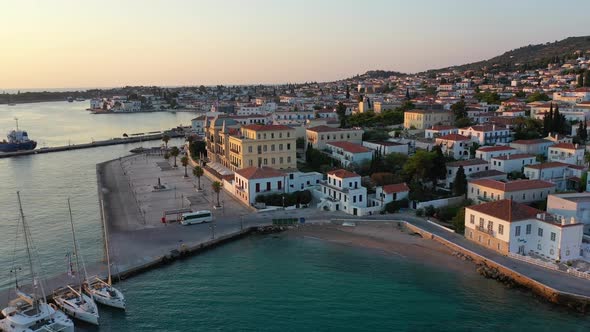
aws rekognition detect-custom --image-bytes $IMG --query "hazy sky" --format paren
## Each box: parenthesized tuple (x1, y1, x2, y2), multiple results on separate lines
(1, 0, 589, 89)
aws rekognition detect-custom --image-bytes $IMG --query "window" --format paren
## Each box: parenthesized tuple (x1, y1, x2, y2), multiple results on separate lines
(515, 226, 521, 236)
(353, 196, 356, 203)
(248, 146, 253, 153)
(470, 215, 475, 224)
(538, 228, 543, 237)
(488, 221, 493, 231)
(263, 158, 268, 165)
(280, 157, 283, 164)
(479, 218, 484, 227)
(359, 195, 363, 202)
(271, 145, 275, 151)
(271, 158, 275, 165)
(498, 224, 504, 235)
(279, 144, 283, 151)
(537, 244, 542, 250)
(526, 224, 531, 234)
(287, 143, 291, 150)
(287, 156, 291, 163)
(550, 232, 556, 242)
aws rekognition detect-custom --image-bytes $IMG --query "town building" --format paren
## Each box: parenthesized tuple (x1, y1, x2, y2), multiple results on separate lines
(326, 141, 373, 167)
(234, 167, 286, 205)
(362, 141, 409, 155)
(318, 169, 368, 216)
(524, 162, 586, 191)
(547, 143, 585, 166)
(458, 124, 511, 145)
(403, 109, 453, 130)
(547, 193, 590, 235)
(467, 179, 556, 204)
(489, 154, 538, 173)
(435, 134, 470, 159)
(306, 125, 364, 150)
(475, 146, 518, 161)
(424, 125, 458, 139)
(465, 199, 583, 262)
(445, 159, 491, 188)
(374, 183, 410, 207)
(510, 139, 554, 156)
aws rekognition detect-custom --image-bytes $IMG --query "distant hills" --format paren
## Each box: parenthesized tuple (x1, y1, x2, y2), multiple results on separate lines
(428, 36, 590, 74)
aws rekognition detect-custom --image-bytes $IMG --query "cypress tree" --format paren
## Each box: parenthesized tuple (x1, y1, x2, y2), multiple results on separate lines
(585, 71, 590, 87)
(453, 166, 467, 197)
(578, 72, 585, 87)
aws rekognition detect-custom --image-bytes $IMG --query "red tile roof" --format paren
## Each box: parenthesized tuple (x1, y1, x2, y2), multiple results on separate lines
(241, 124, 293, 131)
(327, 141, 371, 153)
(327, 169, 360, 179)
(437, 133, 470, 141)
(491, 153, 535, 161)
(469, 179, 555, 192)
(307, 125, 348, 133)
(477, 146, 516, 152)
(428, 125, 456, 131)
(446, 159, 489, 167)
(511, 139, 550, 145)
(524, 162, 569, 170)
(382, 183, 410, 194)
(467, 199, 540, 222)
(235, 167, 285, 180)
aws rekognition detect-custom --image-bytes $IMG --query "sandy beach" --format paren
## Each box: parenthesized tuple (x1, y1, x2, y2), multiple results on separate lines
(289, 222, 477, 275)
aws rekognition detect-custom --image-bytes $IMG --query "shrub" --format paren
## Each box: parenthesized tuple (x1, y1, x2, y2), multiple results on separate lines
(415, 208, 424, 217)
(424, 205, 436, 217)
(384, 198, 409, 213)
(254, 190, 312, 207)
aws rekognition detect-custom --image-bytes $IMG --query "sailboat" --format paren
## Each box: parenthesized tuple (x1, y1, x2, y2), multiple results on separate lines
(52, 199, 100, 325)
(83, 197, 126, 309)
(0, 192, 75, 332)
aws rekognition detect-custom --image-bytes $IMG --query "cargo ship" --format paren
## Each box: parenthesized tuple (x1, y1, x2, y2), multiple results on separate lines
(0, 119, 37, 153)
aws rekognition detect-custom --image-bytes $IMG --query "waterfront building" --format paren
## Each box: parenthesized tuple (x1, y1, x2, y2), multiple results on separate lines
(475, 146, 518, 161)
(233, 166, 286, 205)
(547, 192, 590, 235)
(435, 134, 470, 160)
(489, 153, 538, 173)
(326, 141, 373, 167)
(464, 199, 583, 262)
(403, 109, 453, 130)
(318, 169, 368, 216)
(547, 143, 585, 166)
(305, 126, 363, 150)
(374, 183, 409, 207)
(467, 179, 556, 204)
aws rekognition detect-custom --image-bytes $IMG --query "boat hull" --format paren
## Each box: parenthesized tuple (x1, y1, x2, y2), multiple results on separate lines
(84, 282, 126, 309)
(0, 140, 37, 152)
(54, 293, 100, 325)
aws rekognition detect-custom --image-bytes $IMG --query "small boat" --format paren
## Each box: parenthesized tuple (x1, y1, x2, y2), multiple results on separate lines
(53, 199, 100, 325)
(67, 97, 74, 102)
(0, 118, 37, 153)
(75, 97, 85, 102)
(83, 197, 126, 310)
(0, 192, 75, 332)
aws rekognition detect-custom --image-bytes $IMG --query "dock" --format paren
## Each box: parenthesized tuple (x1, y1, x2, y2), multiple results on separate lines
(0, 130, 185, 159)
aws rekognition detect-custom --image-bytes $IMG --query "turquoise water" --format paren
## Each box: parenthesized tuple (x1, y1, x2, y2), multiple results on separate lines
(93, 235, 590, 331)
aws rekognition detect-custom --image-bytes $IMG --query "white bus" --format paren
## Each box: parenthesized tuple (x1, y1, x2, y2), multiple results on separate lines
(181, 210, 213, 225)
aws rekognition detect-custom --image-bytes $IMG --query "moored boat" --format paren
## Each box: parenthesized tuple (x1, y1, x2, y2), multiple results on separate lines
(0, 119, 37, 153)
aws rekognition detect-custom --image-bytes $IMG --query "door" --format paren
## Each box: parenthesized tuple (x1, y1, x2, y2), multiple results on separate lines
(518, 245, 525, 255)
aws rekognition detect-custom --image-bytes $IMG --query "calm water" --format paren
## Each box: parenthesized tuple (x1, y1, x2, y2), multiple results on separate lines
(0, 101, 198, 146)
(94, 235, 590, 331)
(1, 102, 589, 330)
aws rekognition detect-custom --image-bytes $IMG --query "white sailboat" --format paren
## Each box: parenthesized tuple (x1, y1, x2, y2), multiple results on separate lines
(0, 192, 75, 332)
(52, 199, 99, 325)
(83, 197, 126, 309)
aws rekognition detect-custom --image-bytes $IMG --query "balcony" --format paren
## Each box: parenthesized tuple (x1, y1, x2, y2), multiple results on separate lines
(475, 225, 494, 236)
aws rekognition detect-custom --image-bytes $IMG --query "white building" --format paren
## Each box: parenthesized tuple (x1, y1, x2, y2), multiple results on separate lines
(273, 111, 315, 125)
(285, 171, 323, 192)
(510, 139, 554, 157)
(234, 167, 286, 206)
(467, 179, 556, 204)
(475, 146, 518, 161)
(424, 125, 458, 139)
(326, 141, 373, 167)
(318, 169, 368, 216)
(362, 141, 409, 155)
(445, 159, 490, 188)
(489, 154, 538, 173)
(374, 183, 409, 207)
(547, 193, 590, 235)
(435, 134, 471, 159)
(465, 199, 583, 262)
(547, 143, 585, 166)
(524, 162, 586, 191)
(458, 124, 511, 145)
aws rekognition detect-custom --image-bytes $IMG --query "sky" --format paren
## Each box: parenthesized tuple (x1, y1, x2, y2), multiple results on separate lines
(1, 0, 589, 89)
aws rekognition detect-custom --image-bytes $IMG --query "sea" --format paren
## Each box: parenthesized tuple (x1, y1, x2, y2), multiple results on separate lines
(1, 101, 589, 331)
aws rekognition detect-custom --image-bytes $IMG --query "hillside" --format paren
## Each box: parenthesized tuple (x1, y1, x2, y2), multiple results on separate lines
(426, 36, 590, 74)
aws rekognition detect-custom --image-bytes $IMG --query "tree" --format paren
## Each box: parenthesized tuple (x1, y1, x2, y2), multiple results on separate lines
(162, 134, 170, 150)
(585, 71, 590, 87)
(193, 166, 204, 190)
(181, 156, 189, 177)
(453, 166, 467, 197)
(403, 150, 434, 183)
(336, 102, 347, 127)
(170, 146, 179, 167)
(452, 208, 466, 234)
(451, 99, 467, 121)
(543, 103, 553, 136)
(526, 92, 550, 103)
(345, 85, 350, 99)
(578, 71, 585, 87)
(430, 145, 447, 188)
(212, 181, 222, 207)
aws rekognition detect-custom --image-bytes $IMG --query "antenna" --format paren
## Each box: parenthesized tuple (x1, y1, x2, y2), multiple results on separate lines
(14, 117, 19, 131)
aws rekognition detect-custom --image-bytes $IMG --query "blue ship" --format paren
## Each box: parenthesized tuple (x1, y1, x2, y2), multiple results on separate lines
(0, 119, 37, 153)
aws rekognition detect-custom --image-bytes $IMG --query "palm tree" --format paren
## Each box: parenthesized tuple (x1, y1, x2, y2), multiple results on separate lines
(181, 156, 189, 177)
(193, 166, 204, 190)
(170, 146, 179, 167)
(162, 134, 170, 150)
(212, 181, 222, 207)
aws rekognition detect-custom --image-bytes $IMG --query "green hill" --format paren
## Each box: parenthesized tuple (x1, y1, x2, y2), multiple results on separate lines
(426, 36, 590, 73)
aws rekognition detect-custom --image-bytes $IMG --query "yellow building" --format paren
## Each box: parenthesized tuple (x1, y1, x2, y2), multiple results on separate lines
(403, 109, 453, 130)
(206, 117, 297, 171)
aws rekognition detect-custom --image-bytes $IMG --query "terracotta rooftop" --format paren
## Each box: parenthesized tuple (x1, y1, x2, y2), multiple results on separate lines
(477, 146, 516, 152)
(469, 179, 555, 192)
(491, 153, 535, 161)
(467, 199, 540, 222)
(511, 139, 551, 145)
(428, 125, 456, 131)
(327, 169, 360, 179)
(327, 141, 371, 153)
(550, 143, 582, 150)
(382, 183, 410, 194)
(437, 133, 470, 141)
(241, 124, 293, 131)
(235, 166, 286, 180)
(307, 125, 348, 133)
(446, 159, 489, 167)
(469, 169, 506, 179)
(367, 141, 404, 146)
(524, 162, 569, 170)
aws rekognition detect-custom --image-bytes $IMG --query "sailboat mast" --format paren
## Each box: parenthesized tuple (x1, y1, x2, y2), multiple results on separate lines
(67, 198, 83, 293)
(100, 197, 112, 285)
(17, 191, 38, 308)
(15, 117, 19, 131)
